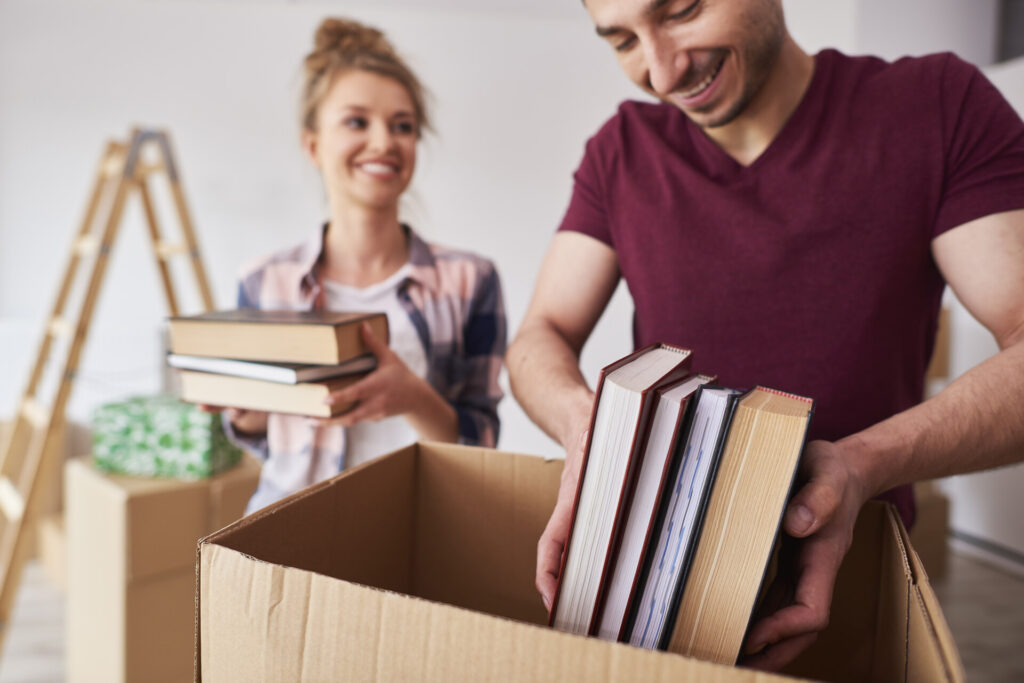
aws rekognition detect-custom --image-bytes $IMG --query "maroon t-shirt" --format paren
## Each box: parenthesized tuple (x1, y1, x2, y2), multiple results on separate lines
(559, 50, 1024, 525)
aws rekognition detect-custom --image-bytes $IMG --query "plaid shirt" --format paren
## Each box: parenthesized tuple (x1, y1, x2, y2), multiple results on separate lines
(227, 225, 505, 509)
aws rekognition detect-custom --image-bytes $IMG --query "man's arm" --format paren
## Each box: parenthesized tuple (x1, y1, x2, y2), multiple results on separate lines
(745, 208, 1024, 670)
(506, 231, 620, 609)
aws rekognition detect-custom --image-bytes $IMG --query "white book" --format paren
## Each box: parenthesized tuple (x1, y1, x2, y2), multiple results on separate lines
(167, 353, 376, 384)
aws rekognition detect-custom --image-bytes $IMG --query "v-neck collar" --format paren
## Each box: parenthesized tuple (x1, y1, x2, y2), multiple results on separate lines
(683, 49, 833, 178)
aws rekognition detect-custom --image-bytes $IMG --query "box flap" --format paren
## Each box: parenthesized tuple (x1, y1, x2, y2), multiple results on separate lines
(786, 502, 964, 683)
(413, 442, 562, 624)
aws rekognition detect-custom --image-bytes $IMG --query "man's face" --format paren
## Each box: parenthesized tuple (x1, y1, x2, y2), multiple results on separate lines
(586, 0, 786, 129)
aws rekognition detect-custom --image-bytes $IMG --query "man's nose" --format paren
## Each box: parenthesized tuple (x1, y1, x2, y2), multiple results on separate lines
(643, 36, 690, 96)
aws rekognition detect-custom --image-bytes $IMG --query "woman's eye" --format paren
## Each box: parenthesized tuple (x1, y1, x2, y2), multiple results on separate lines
(393, 120, 417, 135)
(343, 116, 368, 130)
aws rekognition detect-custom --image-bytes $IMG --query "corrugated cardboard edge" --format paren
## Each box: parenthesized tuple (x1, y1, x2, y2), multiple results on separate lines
(888, 507, 965, 682)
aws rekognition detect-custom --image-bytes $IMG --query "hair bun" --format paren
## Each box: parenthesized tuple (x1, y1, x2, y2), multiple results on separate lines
(313, 18, 393, 59)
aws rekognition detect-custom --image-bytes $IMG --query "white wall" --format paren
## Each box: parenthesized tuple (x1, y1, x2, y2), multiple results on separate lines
(0, 0, 1016, 477)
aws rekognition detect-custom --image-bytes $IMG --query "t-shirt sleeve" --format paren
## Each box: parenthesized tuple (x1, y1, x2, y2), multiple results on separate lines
(935, 55, 1024, 236)
(557, 135, 614, 246)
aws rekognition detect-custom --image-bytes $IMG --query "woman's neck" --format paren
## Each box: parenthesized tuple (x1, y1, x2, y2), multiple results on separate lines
(320, 203, 409, 287)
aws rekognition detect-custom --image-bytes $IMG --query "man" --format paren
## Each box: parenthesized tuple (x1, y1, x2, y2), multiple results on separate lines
(507, 0, 1024, 671)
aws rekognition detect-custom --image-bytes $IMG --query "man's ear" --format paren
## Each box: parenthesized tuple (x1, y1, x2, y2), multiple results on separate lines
(300, 128, 319, 166)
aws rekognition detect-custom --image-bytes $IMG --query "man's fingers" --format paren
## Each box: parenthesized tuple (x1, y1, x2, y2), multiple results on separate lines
(741, 632, 818, 672)
(535, 529, 562, 612)
(745, 530, 846, 655)
(784, 442, 847, 537)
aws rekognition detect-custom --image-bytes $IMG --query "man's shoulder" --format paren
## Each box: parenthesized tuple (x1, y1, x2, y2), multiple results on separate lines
(593, 99, 678, 135)
(583, 99, 685, 161)
(824, 49, 977, 94)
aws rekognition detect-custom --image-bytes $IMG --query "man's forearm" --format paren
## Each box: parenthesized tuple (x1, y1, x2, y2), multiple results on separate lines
(507, 323, 595, 450)
(845, 336, 1024, 497)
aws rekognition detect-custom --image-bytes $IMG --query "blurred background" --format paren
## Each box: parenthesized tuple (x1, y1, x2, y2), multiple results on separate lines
(0, 0, 1022, 679)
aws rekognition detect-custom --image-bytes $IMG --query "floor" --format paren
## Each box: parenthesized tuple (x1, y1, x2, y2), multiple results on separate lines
(0, 552, 1021, 682)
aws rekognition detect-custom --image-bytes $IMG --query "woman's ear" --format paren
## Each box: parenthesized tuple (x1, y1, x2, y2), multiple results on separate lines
(301, 128, 319, 167)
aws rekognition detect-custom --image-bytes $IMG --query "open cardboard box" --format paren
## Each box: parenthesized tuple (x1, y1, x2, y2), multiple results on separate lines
(196, 442, 964, 682)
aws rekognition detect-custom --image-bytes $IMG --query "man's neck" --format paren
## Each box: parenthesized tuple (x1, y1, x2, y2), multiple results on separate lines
(703, 38, 815, 167)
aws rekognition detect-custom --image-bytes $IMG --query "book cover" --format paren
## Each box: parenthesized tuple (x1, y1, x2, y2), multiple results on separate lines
(167, 309, 389, 365)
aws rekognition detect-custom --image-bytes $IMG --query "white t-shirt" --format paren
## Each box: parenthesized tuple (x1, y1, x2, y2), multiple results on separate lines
(319, 263, 427, 475)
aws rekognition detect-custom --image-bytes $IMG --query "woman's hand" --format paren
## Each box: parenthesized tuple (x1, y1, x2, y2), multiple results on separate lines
(197, 404, 268, 437)
(310, 323, 458, 441)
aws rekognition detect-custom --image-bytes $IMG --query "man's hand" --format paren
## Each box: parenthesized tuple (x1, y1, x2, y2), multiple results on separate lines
(536, 428, 589, 612)
(741, 439, 870, 671)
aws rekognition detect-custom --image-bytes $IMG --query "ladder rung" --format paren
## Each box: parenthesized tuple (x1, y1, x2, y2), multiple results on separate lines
(0, 478, 25, 522)
(101, 154, 125, 178)
(155, 241, 188, 259)
(74, 234, 101, 255)
(20, 399, 50, 429)
(136, 162, 165, 176)
(48, 317, 74, 339)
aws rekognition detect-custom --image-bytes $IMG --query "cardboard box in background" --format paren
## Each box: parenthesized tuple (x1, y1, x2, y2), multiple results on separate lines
(197, 443, 964, 682)
(68, 454, 261, 683)
(37, 513, 66, 591)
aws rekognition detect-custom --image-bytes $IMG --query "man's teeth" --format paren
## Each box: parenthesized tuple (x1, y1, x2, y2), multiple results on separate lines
(681, 59, 723, 98)
(361, 162, 396, 174)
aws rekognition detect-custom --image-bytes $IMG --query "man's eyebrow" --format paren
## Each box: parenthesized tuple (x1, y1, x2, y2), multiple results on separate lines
(594, 0, 673, 37)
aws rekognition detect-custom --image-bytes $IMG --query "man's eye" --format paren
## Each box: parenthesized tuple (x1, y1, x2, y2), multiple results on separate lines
(667, 0, 700, 21)
(615, 36, 637, 52)
(343, 116, 367, 130)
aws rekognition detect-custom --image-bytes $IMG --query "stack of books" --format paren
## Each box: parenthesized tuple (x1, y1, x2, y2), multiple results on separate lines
(166, 310, 388, 418)
(549, 344, 814, 665)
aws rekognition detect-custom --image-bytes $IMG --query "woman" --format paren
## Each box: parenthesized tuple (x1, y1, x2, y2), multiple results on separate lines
(225, 17, 506, 513)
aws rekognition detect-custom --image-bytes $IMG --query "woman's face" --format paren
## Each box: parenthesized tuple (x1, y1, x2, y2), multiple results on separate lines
(304, 70, 419, 211)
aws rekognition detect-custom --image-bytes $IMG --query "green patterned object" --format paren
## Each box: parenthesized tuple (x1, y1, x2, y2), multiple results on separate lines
(91, 395, 242, 479)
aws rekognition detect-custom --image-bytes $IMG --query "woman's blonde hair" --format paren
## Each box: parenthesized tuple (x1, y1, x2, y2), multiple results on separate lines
(301, 17, 430, 135)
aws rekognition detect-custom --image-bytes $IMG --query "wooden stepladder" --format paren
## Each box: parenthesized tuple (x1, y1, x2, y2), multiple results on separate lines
(0, 129, 214, 652)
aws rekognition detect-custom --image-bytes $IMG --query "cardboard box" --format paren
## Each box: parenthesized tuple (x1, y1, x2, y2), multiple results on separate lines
(910, 480, 950, 581)
(68, 454, 261, 683)
(197, 443, 964, 682)
(37, 513, 66, 591)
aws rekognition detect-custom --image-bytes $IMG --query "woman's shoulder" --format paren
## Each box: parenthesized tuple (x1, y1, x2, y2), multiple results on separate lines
(239, 239, 317, 278)
(411, 237, 502, 304)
